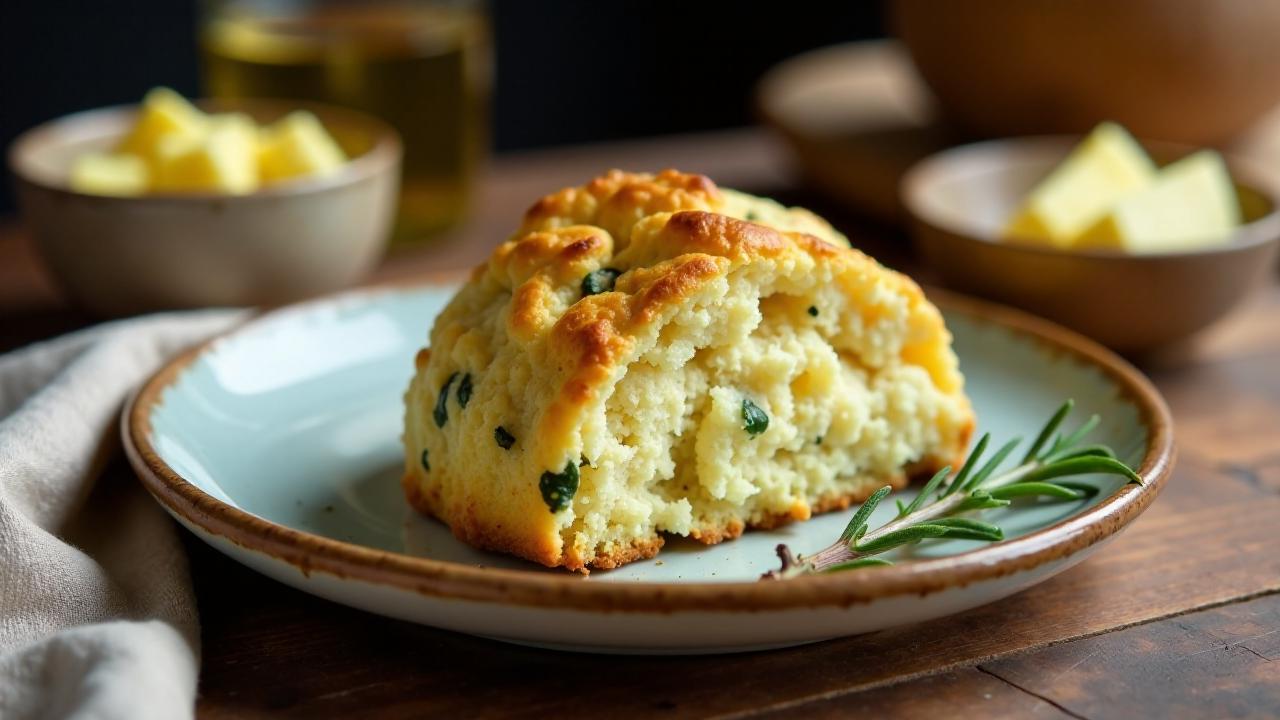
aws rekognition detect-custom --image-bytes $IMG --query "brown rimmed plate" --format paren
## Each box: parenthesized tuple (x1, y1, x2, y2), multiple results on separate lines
(123, 282, 1173, 653)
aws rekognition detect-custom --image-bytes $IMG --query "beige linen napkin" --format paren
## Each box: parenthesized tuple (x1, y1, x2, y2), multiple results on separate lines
(0, 310, 242, 720)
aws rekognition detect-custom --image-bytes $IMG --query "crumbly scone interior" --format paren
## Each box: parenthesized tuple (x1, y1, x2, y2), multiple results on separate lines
(562, 214, 968, 562)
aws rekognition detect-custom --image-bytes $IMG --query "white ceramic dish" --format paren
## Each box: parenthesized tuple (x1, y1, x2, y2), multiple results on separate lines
(124, 283, 1173, 654)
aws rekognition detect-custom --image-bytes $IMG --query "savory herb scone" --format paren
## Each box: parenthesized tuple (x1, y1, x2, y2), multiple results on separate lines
(403, 169, 973, 572)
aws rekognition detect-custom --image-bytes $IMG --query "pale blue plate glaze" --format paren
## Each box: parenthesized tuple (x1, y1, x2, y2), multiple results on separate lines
(148, 285, 1150, 584)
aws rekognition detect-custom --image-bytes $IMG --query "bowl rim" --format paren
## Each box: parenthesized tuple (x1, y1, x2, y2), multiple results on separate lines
(7, 97, 402, 202)
(122, 279, 1176, 613)
(900, 134, 1280, 261)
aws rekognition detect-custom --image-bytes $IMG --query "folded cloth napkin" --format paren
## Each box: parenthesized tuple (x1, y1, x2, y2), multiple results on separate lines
(0, 310, 243, 720)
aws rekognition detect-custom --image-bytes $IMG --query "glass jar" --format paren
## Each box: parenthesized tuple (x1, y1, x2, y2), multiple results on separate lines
(201, 0, 491, 246)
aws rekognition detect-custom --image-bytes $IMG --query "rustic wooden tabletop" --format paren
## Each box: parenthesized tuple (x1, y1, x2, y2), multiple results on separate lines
(2, 128, 1278, 719)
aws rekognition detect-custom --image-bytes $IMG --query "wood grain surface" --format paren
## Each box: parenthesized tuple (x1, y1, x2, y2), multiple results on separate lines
(3, 127, 1279, 718)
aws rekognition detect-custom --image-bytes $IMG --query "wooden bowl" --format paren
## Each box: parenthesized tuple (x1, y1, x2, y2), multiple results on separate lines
(901, 137, 1280, 355)
(8, 100, 401, 317)
(893, 0, 1280, 145)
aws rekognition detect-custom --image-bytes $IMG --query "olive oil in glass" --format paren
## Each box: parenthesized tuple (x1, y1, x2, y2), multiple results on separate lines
(201, 0, 490, 244)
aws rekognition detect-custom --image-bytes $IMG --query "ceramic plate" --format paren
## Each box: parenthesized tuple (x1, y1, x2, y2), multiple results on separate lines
(124, 283, 1173, 654)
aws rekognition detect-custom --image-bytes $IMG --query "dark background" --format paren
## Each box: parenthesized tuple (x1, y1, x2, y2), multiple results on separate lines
(0, 1, 886, 211)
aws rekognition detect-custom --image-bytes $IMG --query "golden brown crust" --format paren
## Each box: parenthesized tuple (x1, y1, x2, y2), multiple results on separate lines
(654, 210, 792, 260)
(690, 474, 912, 543)
(568, 536, 666, 573)
(689, 519, 747, 545)
(520, 169, 721, 248)
(405, 471, 662, 575)
(402, 471, 435, 517)
(437, 496, 566, 572)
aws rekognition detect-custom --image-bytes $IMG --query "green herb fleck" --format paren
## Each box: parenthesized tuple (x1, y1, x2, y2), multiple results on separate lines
(581, 268, 621, 296)
(807, 306, 818, 317)
(457, 373, 473, 408)
(420, 449, 430, 471)
(815, 435, 824, 445)
(539, 461, 580, 512)
(746, 210, 760, 221)
(742, 398, 769, 436)
(434, 372, 459, 427)
(494, 426, 515, 450)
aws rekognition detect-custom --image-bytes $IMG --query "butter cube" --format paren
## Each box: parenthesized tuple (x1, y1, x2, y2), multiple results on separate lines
(152, 119, 259, 194)
(1075, 151, 1239, 253)
(210, 112, 259, 139)
(1004, 123, 1156, 247)
(258, 111, 346, 184)
(115, 87, 208, 165)
(69, 153, 150, 196)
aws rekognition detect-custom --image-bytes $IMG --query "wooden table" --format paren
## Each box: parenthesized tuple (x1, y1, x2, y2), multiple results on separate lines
(3, 129, 1278, 719)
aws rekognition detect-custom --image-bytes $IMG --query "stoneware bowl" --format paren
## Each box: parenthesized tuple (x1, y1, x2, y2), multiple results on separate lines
(123, 281, 1173, 654)
(8, 99, 401, 317)
(902, 136, 1280, 355)
(893, 0, 1280, 145)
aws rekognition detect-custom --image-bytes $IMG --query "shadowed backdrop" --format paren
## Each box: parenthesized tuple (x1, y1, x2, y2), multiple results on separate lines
(0, 1, 886, 211)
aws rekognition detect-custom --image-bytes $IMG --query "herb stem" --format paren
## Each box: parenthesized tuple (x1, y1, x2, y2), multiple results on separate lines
(797, 461, 1039, 574)
(763, 401, 1141, 580)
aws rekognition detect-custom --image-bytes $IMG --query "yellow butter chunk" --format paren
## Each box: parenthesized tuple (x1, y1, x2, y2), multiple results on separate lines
(1004, 123, 1157, 247)
(1075, 151, 1239, 253)
(69, 153, 150, 196)
(210, 111, 259, 140)
(258, 111, 347, 184)
(78, 87, 349, 196)
(152, 119, 259, 194)
(115, 87, 208, 164)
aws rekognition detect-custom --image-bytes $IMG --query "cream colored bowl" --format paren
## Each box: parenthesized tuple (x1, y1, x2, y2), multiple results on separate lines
(9, 100, 401, 317)
(902, 137, 1280, 355)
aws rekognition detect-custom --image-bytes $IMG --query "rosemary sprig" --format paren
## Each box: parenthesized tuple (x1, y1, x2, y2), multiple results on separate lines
(763, 400, 1142, 580)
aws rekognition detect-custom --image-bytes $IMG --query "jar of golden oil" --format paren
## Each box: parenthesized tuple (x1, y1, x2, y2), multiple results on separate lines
(201, 0, 491, 246)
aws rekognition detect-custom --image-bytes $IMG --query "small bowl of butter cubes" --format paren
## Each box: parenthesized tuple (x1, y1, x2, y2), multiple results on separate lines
(9, 88, 401, 316)
(902, 123, 1280, 354)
